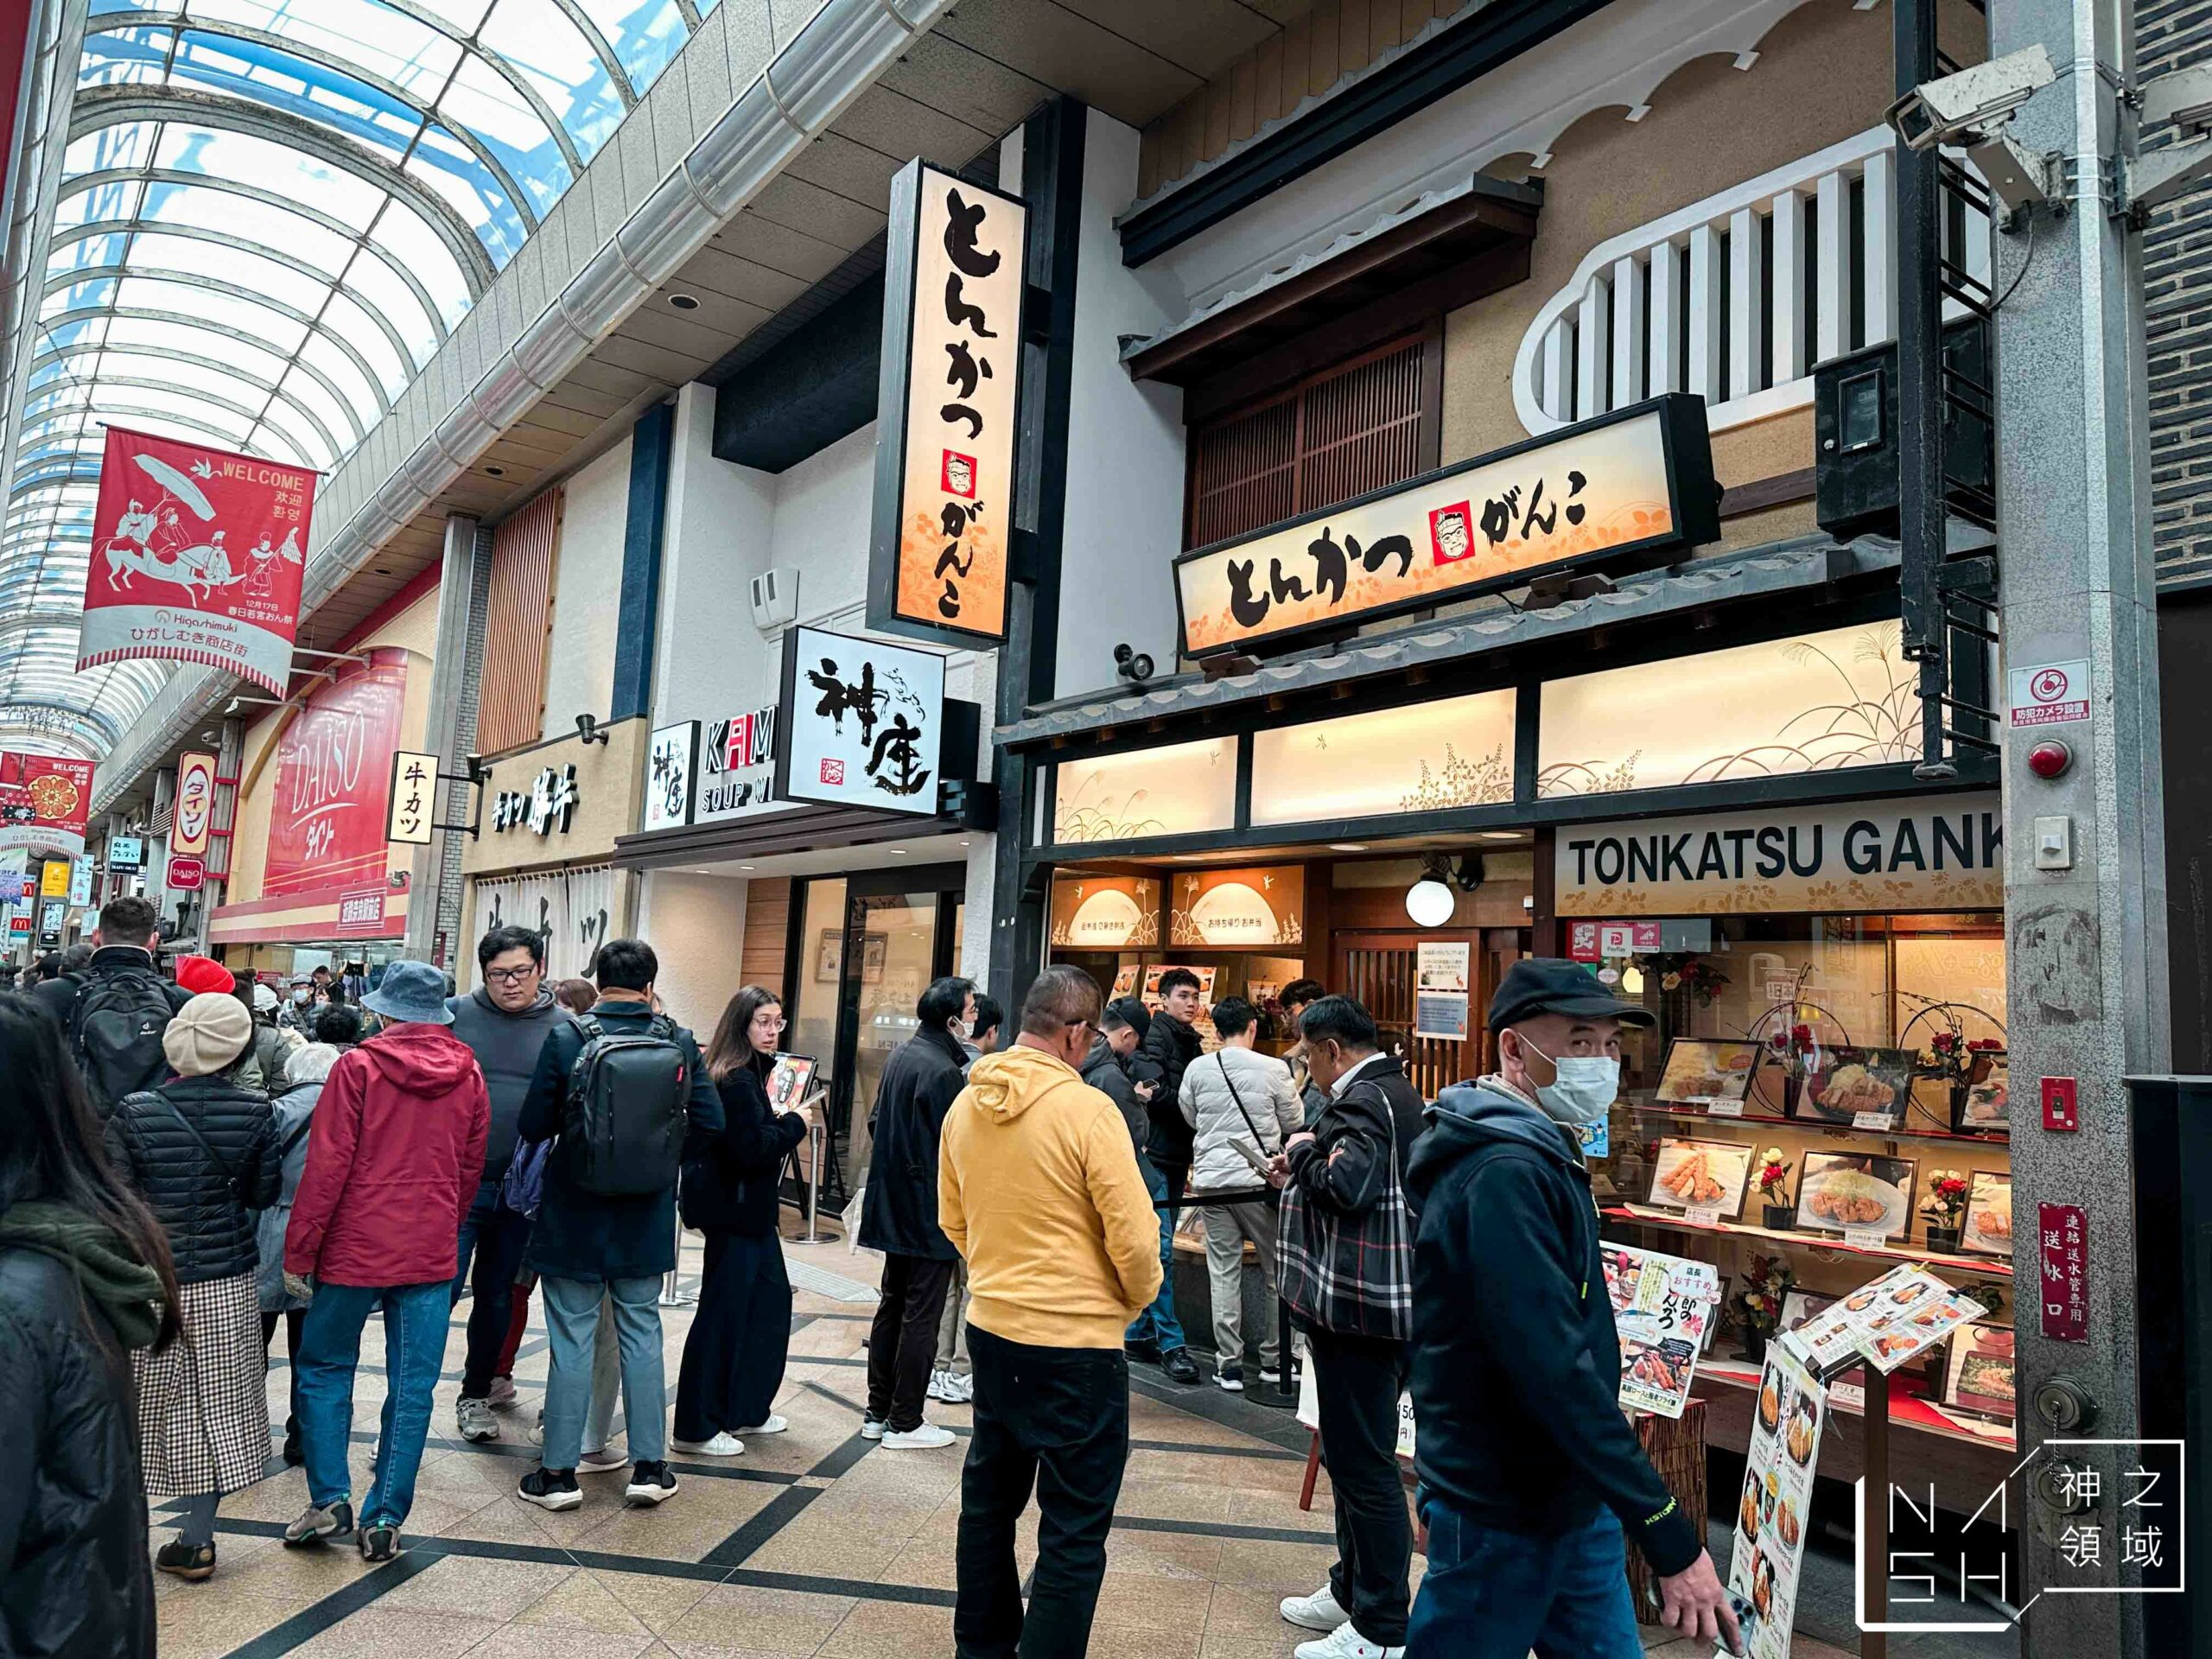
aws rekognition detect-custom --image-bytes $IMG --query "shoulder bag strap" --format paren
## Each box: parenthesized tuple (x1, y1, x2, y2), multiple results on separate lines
(1215, 1053, 1269, 1146)
(160, 1094, 243, 1197)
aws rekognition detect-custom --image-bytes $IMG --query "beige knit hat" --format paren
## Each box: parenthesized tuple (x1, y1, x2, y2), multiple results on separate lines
(163, 991, 253, 1078)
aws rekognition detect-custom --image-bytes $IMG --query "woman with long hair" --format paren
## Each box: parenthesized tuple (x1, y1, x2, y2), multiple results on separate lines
(0, 1000, 181, 1655)
(104, 992, 283, 1580)
(671, 985, 814, 1456)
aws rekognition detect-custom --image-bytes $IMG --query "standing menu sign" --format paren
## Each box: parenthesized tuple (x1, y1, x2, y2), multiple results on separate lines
(1728, 1342, 1827, 1657)
(776, 626, 946, 817)
(76, 426, 318, 696)
(868, 160, 1027, 646)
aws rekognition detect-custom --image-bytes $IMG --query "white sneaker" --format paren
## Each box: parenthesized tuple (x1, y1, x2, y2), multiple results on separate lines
(456, 1397, 499, 1443)
(879, 1422, 957, 1449)
(1294, 1622, 1403, 1659)
(1279, 1586, 1348, 1632)
(861, 1416, 887, 1440)
(578, 1445, 628, 1471)
(731, 1414, 787, 1435)
(670, 1432, 745, 1457)
(927, 1370, 975, 1403)
(486, 1376, 518, 1410)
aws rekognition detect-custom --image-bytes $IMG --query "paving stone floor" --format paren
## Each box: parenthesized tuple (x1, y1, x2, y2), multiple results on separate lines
(148, 1231, 1850, 1659)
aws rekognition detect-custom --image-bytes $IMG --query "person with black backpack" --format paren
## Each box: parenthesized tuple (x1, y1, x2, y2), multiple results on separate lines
(30, 896, 188, 1115)
(514, 938, 724, 1514)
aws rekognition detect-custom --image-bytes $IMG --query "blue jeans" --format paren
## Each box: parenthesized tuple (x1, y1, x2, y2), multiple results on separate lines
(295, 1281, 451, 1529)
(541, 1274, 664, 1469)
(1407, 1499, 1642, 1659)
(1123, 1157, 1187, 1354)
(451, 1178, 530, 1395)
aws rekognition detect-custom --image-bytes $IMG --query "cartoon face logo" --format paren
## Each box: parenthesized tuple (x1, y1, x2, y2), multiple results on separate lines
(1430, 501, 1474, 564)
(942, 451, 976, 499)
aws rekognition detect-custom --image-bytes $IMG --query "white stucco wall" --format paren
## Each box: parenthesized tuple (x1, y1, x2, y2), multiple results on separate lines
(654, 383, 779, 733)
(639, 867, 749, 1036)
(540, 435, 633, 741)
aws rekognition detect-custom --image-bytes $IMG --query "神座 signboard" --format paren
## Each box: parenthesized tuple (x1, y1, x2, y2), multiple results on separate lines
(1175, 395, 1719, 658)
(75, 426, 318, 696)
(264, 648, 408, 896)
(868, 160, 1026, 647)
(0, 751, 96, 858)
(1555, 792, 2003, 917)
(776, 626, 946, 817)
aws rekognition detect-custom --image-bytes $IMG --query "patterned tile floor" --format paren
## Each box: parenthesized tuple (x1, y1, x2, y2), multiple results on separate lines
(149, 1230, 1849, 1659)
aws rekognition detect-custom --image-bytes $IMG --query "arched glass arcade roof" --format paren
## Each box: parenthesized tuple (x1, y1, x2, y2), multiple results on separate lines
(0, 0, 713, 760)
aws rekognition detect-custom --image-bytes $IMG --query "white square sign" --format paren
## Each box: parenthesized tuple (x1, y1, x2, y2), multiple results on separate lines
(777, 626, 945, 817)
(643, 721, 697, 831)
(2008, 658, 2091, 728)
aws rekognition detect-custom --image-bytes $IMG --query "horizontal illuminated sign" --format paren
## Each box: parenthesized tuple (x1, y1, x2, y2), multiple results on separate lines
(1175, 394, 1719, 659)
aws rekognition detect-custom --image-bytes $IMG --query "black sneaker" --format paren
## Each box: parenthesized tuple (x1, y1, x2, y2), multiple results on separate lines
(517, 1466, 582, 1511)
(1217, 1363, 1245, 1393)
(1124, 1338, 1162, 1365)
(1160, 1348, 1200, 1385)
(624, 1459, 679, 1506)
(155, 1540, 215, 1580)
(281, 1436, 305, 1467)
(359, 1524, 399, 1562)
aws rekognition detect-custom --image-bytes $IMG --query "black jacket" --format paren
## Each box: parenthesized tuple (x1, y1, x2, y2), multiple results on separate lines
(1285, 1053, 1427, 1220)
(1130, 1013, 1203, 1171)
(0, 1240, 156, 1658)
(517, 1000, 724, 1281)
(28, 946, 188, 1039)
(1405, 1079, 1702, 1576)
(681, 1058, 808, 1237)
(1080, 1033, 1146, 1155)
(446, 984, 565, 1179)
(856, 1025, 967, 1260)
(105, 1075, 283, 1285)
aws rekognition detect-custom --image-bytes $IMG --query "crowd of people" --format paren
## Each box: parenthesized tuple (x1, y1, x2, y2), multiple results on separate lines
(0, 893, 1743, 1659)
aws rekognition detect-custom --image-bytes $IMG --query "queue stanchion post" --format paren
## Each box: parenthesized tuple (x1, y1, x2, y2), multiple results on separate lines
(659, 1204, 695, 1306)
(789, 1091, 834, 1246)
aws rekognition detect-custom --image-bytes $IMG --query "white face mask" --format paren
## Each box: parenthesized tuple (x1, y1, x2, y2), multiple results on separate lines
(1516, 1034, 1619, 1127)
(947, 1016, 970, 1045)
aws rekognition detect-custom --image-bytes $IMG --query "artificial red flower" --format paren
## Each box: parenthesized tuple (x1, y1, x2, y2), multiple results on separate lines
(1932, 1031, 1958, 1052)
(1791, 1024, 1813, 1046)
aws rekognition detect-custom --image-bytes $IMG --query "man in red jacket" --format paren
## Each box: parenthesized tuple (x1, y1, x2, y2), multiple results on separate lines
(279, 960, 488, 1563)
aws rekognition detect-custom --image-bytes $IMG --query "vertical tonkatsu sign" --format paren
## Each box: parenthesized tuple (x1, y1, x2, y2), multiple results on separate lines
(1174, 395, 1719, 658)
(868, 160, 1027, 647)
(76, 426, 318, 696)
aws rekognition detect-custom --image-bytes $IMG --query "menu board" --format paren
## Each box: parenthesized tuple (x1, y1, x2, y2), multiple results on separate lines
(1601, 1243, 1722, 1419)
(1728, 1343, 1825, 1658)
(767, 1053, 818, 1114)
(1782, 1263, 1986, 1377)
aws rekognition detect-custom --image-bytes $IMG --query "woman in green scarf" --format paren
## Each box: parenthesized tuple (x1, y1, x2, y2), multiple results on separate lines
(0, 998, 181, 1656)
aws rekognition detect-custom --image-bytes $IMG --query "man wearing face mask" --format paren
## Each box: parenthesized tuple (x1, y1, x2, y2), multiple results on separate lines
(1403, 960, 1739, 1658)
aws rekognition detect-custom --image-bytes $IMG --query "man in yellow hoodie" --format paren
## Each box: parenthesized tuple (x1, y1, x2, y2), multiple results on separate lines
(940, 965, 1163, 1659)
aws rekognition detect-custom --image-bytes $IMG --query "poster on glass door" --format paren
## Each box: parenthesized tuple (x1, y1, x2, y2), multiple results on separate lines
(1414, 940, 1471, 1039)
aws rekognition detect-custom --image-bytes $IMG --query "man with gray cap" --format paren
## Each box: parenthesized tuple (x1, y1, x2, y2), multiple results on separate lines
(281, 960, 489, 1564)
(1404, 960, 1738, 1656)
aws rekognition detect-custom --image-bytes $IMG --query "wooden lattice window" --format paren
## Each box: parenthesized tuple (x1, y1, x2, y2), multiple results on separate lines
(1185, 334, 1434, 550)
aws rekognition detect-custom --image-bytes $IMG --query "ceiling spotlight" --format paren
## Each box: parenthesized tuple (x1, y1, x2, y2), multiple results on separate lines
(668, 293, 701, 311)
(485, 465, 505, 477)
(1329, 843, 1369, 852)
(1114, 643, 1154, 686)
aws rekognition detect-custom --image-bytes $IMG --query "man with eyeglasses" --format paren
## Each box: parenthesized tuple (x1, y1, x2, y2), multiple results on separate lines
(446, 924, 566, 1444)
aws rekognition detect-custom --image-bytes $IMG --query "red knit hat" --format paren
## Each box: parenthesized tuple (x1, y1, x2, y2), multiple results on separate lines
(174, 954, 233, 996)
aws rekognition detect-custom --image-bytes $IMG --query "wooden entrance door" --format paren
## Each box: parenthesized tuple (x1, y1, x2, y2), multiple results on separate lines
(1332, 930, 1489, 1101)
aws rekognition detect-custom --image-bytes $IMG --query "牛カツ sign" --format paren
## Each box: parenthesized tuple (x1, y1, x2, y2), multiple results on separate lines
(1555, 792, 2003, 916)
(776, 626, 945, 817)
(75, 426, 318, 696)
(1176, 395, 1719, 658)
(868, 160, 1026, 647)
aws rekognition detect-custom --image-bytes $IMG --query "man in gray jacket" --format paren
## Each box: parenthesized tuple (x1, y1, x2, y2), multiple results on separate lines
(1180, 995, 1300, 1392)
(1081, 996, 1149, 1154)
(447, 925, 567, 1442)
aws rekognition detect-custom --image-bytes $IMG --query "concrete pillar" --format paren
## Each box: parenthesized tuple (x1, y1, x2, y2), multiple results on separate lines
(1990, 2, 2167, 1650)
(404, 514, 489, 965)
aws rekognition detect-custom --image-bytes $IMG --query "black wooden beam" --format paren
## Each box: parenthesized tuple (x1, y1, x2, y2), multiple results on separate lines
(1117, 0, 1615, 267)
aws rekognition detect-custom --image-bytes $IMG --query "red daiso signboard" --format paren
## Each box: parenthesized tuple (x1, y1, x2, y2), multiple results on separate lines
(264, 648, 409, 898)
(75, 427, 319, 697)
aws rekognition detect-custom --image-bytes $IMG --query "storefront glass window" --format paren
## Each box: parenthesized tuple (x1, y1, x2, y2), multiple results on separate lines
(843, 891, 944, 1194)
(785, 876, 847, 1098)
(1249, 689, 1516, 825)
(1537, 621, 1917, 798)
(1051, 737, 1236, 843)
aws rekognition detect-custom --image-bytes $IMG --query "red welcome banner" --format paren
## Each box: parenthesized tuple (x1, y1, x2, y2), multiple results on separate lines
(76, 426, 318, 696)
(264, 647, 409, 897)
(0, 751, 96, 857)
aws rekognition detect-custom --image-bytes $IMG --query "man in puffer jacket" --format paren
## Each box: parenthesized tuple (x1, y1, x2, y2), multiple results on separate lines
(256, 1042, 340, 1465)
(282, 962, 488, 1563)
(1179, 995, 1300, 1392)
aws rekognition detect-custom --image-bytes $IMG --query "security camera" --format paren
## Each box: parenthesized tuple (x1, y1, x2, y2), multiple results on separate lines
(1887, 45, 2056, 223)
(1114, 644, 1155, 686)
